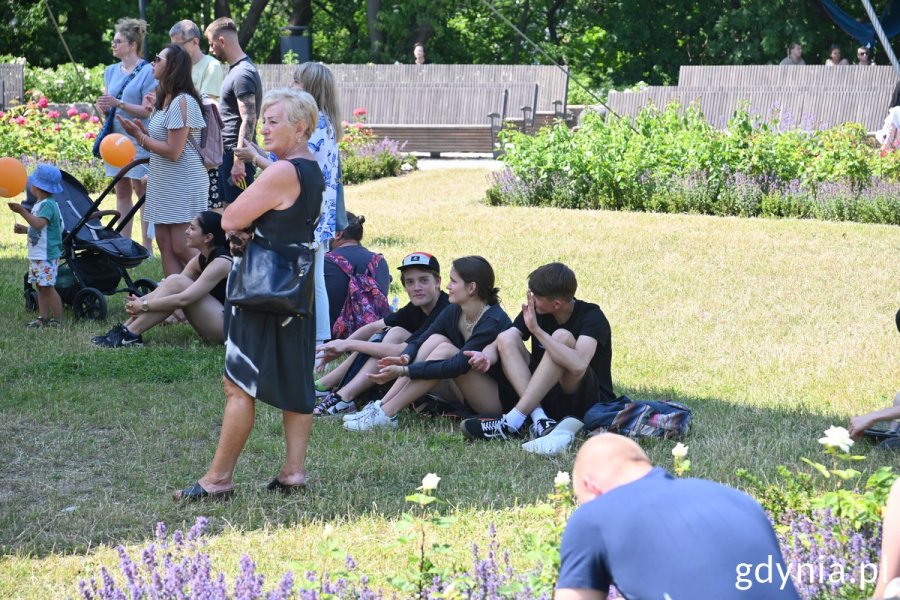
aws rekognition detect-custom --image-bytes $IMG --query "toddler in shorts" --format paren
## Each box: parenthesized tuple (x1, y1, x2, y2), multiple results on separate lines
(7, 163, 65, 327)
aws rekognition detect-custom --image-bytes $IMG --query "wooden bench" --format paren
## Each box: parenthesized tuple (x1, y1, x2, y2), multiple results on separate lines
(606, 65, 899, 130)
(256, 64, 569, 154)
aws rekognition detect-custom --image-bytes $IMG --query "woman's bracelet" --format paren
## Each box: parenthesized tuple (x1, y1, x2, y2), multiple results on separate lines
(139, 134, 147, 148)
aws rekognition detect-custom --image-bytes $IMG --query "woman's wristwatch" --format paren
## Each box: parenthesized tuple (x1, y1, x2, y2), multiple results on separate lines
(141, 299, 149, 312)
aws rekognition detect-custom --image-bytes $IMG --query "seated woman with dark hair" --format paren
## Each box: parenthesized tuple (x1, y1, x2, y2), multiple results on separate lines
(91, 210, 232, 347)
(344, 255, 512, 431)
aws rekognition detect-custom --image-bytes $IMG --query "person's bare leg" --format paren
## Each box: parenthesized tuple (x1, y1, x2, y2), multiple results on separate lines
(337, 327, 412, 400)
(189, 377, 255, 494)
(379, 340, 458, 416)
(154, 224, 184, 277)
(277, 411, 312, 486)
(514, 328, 578, 414)
(114, 178, 135, 241)
(496, 328, 533, 396)
(132, 178, 151, 253)
(454, 370, 503, 415)
(318, 354, 355, 389)
(181, 295, 226, 343)
(125, 275, 191, 334)
(37, 285, 63, 320)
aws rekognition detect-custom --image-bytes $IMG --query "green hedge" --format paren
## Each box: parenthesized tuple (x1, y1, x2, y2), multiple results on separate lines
(488, 103, 900, 225)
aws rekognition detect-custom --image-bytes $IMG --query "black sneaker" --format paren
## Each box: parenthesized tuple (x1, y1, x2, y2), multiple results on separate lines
(460, 416, 524, 441)
(92, 323, 125, 344)
(529, 418, 559, 439)
(93, 324, 143, 348)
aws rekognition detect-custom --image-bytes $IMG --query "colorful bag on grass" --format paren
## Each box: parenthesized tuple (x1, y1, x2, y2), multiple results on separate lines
(583, 396, 692, 439)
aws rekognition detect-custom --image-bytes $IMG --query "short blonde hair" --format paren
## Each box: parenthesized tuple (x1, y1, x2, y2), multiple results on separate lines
(261, 88, 319, 142)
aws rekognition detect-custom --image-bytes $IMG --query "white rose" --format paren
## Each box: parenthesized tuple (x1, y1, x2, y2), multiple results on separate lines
(420, 473, 441, 491)
(554, 471, 571, 488)
(671, 443, 689, 458)
(818, 426, 854, 453)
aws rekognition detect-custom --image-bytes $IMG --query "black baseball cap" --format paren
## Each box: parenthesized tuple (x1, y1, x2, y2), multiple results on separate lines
(398, 252, 440, 275)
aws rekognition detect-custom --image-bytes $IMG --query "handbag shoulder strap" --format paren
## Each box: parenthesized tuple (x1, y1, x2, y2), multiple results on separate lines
(113, 61, 147, 100)
(289, 158, 319, 240)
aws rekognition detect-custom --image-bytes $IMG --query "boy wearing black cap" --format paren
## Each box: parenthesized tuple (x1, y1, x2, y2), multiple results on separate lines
(7, 163, 65, 328)
(314, 252, 450, 416)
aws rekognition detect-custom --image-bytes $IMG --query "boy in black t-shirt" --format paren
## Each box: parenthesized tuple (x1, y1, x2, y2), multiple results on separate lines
(462, 262, 614, 441)
(314, 252, 449, 416)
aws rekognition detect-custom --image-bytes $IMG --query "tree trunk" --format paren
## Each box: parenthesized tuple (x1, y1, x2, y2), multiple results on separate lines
(513, 0, 531, 63)
(367, 0, 383, 60)
(239, 0, 272, 48)
(290, 0, 312, 27)
(214, 0, 231, 19)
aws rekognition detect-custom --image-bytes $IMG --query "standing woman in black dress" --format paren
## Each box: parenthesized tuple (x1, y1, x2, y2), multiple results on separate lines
(174, 89, 324, 500)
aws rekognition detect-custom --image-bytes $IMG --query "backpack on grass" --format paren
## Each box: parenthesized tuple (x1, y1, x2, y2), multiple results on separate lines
(583, 396, 692, 439)
(327, 252, 390, 339)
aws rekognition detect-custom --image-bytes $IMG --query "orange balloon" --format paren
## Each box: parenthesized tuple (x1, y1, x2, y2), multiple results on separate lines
(0, 157, 28, 198)
(99, 133, 136, 168)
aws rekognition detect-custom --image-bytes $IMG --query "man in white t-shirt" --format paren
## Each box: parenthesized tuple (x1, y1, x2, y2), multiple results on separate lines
(169, 20, 224, 100)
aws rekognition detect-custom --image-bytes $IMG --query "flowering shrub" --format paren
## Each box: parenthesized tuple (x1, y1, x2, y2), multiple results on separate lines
(76, 474, 573, 600)
(487, 103, 900, 225)
(737, 426, 896, 599)
(0, 94, 105, 192)
(340, 107, 416, 184)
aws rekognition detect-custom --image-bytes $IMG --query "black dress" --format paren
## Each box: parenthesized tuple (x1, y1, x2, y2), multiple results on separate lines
(224, 158, 324, 413)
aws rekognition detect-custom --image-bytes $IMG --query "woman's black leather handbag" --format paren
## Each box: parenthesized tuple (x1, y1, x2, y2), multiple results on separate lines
(226, 235, 315, 317)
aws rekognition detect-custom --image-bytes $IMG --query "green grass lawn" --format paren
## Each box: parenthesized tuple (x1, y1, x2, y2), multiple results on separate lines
(1, 168, 899, 597)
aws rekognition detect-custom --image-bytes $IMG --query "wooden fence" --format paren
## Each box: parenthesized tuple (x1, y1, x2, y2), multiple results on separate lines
(606, 65, 899, 130)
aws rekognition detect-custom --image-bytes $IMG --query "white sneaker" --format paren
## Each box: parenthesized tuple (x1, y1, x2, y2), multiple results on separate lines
(521, 417, 583, 456)
(343, 400, 381, 422)
(343, 404, 398, 431)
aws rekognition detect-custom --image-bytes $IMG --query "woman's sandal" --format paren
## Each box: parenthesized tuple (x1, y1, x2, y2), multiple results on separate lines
(266, 477, 306, 495)
(173, 481, 235, 502)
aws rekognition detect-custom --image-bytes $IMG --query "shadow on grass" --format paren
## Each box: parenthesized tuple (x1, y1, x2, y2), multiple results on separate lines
(0, 251, 897, 557)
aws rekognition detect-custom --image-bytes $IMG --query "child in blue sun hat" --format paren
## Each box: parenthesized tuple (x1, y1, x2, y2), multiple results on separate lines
(7, 163, 65, 327)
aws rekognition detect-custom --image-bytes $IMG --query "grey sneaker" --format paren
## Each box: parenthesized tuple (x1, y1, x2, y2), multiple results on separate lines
(343, 404, 398, 431)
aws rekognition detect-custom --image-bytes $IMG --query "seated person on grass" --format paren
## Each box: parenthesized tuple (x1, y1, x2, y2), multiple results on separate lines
(462, 262, 614, 441)
(343, 255, 513, 431)
(313, 252, 450, 416)
(324, 212, 391, 338)
(91, 211, 232, 348)
(848, 308, 900, 445)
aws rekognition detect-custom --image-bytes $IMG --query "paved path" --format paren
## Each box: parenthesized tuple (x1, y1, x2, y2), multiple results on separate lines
(413, 153, 504, 171)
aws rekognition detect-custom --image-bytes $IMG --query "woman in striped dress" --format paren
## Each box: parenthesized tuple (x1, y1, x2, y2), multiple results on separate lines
(119, 44, 208, 276)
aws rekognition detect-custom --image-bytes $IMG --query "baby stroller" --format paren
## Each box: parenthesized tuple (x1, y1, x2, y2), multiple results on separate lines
(22, 158, 157, 320)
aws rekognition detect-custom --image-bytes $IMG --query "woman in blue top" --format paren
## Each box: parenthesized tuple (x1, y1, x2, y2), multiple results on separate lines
(95, 18, 157, 252)
(345, 255, 513, 431)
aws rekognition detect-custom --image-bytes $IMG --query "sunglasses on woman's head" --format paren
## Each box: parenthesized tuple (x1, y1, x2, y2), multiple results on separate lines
(152, 54, 165, 64)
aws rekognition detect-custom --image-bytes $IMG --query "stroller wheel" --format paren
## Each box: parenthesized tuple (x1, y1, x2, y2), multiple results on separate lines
(133, 278, 158, 297)
(23, 288, 38, 312)
(73, 287, 108, 321)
